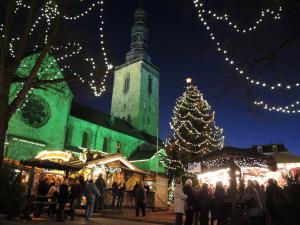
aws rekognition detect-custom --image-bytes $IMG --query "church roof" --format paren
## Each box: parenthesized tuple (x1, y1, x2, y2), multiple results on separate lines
(128, 146, 157, 161)
(70, 102, 163, 146)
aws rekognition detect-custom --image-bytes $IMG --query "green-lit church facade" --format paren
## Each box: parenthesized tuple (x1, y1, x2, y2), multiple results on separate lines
(5, 3, 165, 174)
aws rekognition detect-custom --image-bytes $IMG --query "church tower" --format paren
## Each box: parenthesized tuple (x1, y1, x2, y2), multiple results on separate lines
(111, 0, 159, 137)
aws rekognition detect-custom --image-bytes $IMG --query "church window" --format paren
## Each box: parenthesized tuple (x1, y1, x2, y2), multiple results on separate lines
(81, 131, 90, 148)
(147, 117, 150, 125)
(82, 131, 90, 148)
(65, 125, 73, 146)
(148, 76, 153, 95)
(123, 73, 130, 94)
(20, 94, 50, 128)
(103, 137, 109, 152)
(123, 104, 127, 110)
(127, 114, 132, 123)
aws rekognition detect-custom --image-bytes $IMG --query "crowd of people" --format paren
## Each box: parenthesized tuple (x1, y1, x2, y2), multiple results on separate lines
(174, 177, 286, 225)
(32, 175, 85, 221)
(30, 174, 152, 221)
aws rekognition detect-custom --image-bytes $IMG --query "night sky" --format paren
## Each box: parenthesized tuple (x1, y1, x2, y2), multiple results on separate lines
(69, 0, 300, 155)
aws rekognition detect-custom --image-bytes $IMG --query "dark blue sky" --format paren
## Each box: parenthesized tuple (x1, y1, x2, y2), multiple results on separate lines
(71, 0, 300, 155)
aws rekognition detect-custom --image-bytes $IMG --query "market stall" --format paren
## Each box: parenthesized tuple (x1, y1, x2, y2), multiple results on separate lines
(197, 146, 276, 192)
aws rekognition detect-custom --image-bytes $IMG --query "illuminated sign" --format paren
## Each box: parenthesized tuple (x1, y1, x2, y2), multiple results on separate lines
(36, 150, 72, 162)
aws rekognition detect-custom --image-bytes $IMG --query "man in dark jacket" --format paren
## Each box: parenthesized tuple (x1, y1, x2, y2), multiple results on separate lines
(117, 183, 126, 209)
(212, 181, 227, 225)
(135, 182, 146, 217)
(56, 178, 69, 221)
(95, 174, 106, 210)
(34, 177, 50, 217)
(182, 179, 194, 225)
(69, 178, 83, 219)
(199, 183, 212, 225)
(84, 178, 100, 220)
(111, 182, 119, 209)
(266, 179, 285, 225)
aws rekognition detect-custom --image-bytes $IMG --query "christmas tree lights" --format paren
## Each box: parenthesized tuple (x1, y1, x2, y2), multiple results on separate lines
(164, 78, 224, 178)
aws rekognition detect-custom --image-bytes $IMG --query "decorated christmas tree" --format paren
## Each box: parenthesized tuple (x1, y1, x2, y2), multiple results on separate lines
(164, 78, 224, 179)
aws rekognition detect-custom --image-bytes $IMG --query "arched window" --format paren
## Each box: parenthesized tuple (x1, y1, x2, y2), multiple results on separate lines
(123, 73, 130, 94)
(82, 131, 90, 148)
(148, 76, 153, 95)
(103, 137, 108, 152)
(65, 125, 73, 145)
(127, 114, 132, 123)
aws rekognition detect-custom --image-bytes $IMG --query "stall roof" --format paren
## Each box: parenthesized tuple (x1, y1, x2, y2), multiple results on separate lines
(21, 159, 81, 171)
(85, 154, 146, 173)
(272, 152, 300, 164)
(200, 146, 276, 172)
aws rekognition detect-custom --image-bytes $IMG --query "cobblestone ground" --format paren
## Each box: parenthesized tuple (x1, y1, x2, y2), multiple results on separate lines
(1, 217, 161, 225)
(0, 208, 174, 225)
(90, 208, 174, 224)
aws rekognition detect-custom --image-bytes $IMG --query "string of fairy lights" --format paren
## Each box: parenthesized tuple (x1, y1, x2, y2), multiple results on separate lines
(192, 0, 300, 114)
(2, 0, 113, 110)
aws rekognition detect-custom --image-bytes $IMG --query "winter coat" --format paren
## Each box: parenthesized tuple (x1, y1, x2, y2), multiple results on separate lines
(84, 182, 100, 204)
(58, 184, 69, 203)
(266, 184, 285, 221)
(95, 177, 106, 193)
(199, 187, 212, 215)
(37, 181, 50, 196)
(212, 187, 226, 220)
(243, 187, 262, 217)
(135, 184, 146, 204)
(70, 183, 83, 199)
(182, 184, 194, 211)
(112, 182, 119, 195)
(47, 185, 59, 200)
(174, 184, 187, 214)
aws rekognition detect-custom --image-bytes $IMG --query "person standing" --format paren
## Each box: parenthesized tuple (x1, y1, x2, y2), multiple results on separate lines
(56, 178, 69, 221)
(183, 179, 194, 225)
(84, 177, 100, 221)
(95, 174, 106, 210)
(47, 180, 60, 217)
(212, 181, 227, 225)
(243, 180, 263, 225)
(34, 177, 50, 217)
(174, 178, 187, 225)
(266, 179, 285, 225)
(135, 182, 146, 217)
(77, 174, 86, 208)
(69, 178, 83, 219)
(193, 184, 201, 225)
(111, 181, 119, 209)
(198, 183, 212, 225)
(117, 183, 126, 209)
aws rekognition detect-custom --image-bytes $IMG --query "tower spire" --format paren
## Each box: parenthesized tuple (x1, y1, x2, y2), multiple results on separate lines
(138, 0, 144, 9)
(125, 0, 151, 63)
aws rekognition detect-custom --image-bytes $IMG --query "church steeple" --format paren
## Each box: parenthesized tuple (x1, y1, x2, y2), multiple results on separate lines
(125, 0, 151, 63)
(112, 0, 159, 137)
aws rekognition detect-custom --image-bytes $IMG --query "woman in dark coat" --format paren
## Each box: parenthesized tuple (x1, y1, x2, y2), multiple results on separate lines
(135, 182, 146, 217)
(212, 181, 227, 225)
(69, 178, 83, 219)
(56, 178, 69, 221)
(182, 179, 194, 225)
(199, 183, 212, 225)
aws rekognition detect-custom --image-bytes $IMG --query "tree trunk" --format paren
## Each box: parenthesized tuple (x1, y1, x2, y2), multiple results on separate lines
(0, 77, 10, 165)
